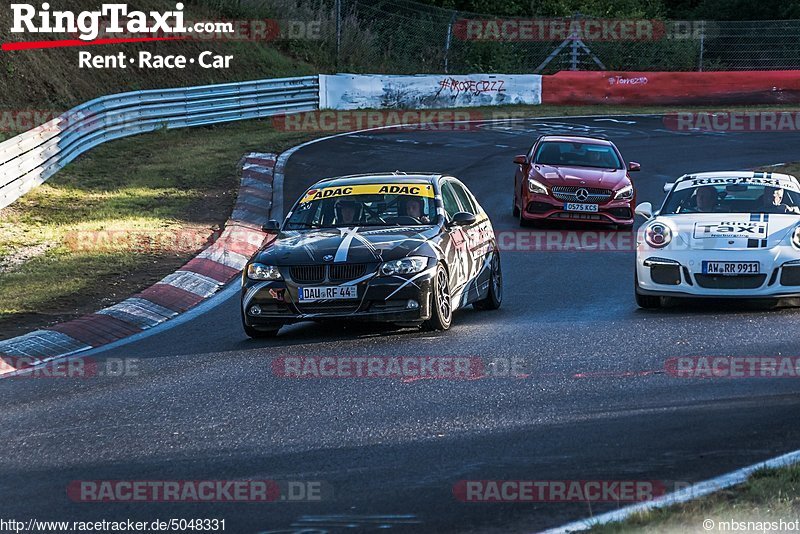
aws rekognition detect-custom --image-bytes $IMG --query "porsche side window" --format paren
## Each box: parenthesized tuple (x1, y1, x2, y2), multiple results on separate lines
(440, 181, 461, 220)
(450, 181, 478, 215)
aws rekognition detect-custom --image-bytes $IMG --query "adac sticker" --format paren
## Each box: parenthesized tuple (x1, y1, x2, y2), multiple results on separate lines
(300, 183, 435, 204)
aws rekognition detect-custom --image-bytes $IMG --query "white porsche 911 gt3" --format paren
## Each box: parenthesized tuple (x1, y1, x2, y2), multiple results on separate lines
(634, 171, 800, 308)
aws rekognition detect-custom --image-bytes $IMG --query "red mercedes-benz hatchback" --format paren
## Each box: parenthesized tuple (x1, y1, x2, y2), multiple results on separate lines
(512, 135, 639, 228)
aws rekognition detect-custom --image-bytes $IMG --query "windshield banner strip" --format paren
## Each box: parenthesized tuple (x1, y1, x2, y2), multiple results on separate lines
(300, 184, 436, 204)
(675, 175, 800, 193)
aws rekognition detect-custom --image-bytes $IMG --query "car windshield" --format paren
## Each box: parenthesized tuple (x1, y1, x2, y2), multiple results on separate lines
(534, 141, 622, 169)
(662, 180, 800, 215)
(285, 183, 437, 229)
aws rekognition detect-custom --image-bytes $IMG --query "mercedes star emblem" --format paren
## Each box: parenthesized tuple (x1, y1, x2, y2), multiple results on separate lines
(575, 188, 590, 202)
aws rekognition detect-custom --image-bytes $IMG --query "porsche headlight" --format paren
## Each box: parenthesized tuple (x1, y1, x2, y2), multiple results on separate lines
(614, 184, 634, 200)
(644, 223, 672, 248)
(527, 178, 548, 195)
(380, 256, 429, 276)
(247, 263, 282, 280)
(792, 226, 800, 249)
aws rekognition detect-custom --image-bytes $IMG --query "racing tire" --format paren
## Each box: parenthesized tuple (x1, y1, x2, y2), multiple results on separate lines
(512, 197, 520, 218)
(473, 253, 503, 310)
(634, 273, 661, 309)
(423, 264, 453, 331)
(242, 314, 282, 338)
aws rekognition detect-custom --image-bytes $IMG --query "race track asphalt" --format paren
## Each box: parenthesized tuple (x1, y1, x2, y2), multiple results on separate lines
(3, 116, 800, 533)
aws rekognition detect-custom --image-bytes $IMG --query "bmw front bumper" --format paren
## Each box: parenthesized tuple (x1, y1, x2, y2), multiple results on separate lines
(241, 265, 436, 327)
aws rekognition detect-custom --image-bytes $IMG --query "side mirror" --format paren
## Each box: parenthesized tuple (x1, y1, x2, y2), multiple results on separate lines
(663, 182, 674, 193)
(635, 202, 653, 220)
(628, 161, 641, 172)
(449, 211, 477, 227)
(513, 155, 528, 165)
(261, 219, 280, 233)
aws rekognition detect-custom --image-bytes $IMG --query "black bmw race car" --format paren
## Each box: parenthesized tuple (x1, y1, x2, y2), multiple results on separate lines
(241, 172, 502, 337)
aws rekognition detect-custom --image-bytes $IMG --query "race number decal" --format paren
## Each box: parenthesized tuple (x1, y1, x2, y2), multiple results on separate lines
(450, 228, 470, 287)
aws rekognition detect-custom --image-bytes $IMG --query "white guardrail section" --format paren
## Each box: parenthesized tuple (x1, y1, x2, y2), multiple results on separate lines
(0, 75, 319, 209)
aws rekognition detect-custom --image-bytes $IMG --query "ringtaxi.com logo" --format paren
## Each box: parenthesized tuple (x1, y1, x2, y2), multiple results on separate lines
(6, 4, 322, 48)
(9, 3, 225, 42)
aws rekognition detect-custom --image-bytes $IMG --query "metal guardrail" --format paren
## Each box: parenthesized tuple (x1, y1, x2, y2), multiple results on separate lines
(0, 75, 319, 209)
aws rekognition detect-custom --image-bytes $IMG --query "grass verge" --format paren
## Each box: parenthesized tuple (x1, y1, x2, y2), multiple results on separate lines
(1, 103, 797, 340)
(590, 464, 800, 533)
(0, 121, 324, 340)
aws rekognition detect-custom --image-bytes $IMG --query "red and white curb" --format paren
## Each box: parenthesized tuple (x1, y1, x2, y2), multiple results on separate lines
(539, 448, 800, 533)
(0, 152, 277, 377)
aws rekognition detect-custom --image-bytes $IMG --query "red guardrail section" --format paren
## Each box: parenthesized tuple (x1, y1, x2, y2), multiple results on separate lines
(543, 71, 800, 105)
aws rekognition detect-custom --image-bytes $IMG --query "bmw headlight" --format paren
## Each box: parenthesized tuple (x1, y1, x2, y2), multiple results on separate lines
(792, 226, 800, 249)
(644, 223, 672, 248)
(380, 256, 429, 276)
(247, 263, 282, 280)
(528, 178, 548, 195)
(614, 184, 634, 200)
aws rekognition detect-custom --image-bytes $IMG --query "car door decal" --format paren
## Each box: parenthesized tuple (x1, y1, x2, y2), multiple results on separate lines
(450, 226, 470, 290)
